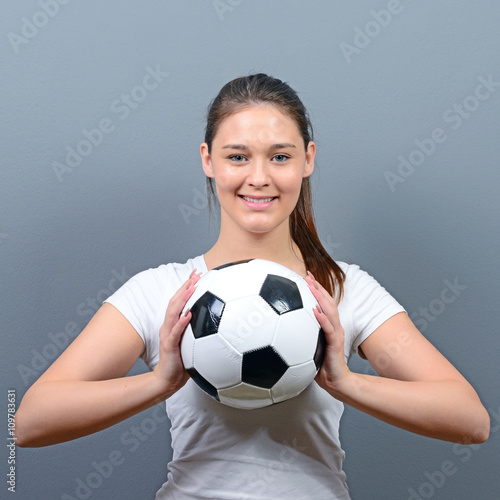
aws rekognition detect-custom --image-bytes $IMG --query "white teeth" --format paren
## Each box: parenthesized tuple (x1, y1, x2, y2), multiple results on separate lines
(241, 196, 275, 203)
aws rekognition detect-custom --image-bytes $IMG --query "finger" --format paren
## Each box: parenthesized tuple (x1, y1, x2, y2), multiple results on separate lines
(173, 271, 202, 309)
(306, 273, 342, 329)
(162, 272, 201, 331)
(162, 287, 192, 333)
(312, 304, 330, 332)
(313, 305, 345, 357)
(165, 309, 192, 347)
(306, 271, 331, 298)
(306, 274, 332, 312)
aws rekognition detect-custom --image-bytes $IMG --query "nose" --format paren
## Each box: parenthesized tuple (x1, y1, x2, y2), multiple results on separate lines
(247, 158, 270, 187)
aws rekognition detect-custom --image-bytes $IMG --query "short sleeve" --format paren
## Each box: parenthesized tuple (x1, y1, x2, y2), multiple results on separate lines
(103, 268, 168, 368)
(340, 263, 406, 359)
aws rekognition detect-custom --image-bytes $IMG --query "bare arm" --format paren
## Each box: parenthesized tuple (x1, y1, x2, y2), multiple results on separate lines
(15, 272, 200, 447)
(306, 273, 490, 444)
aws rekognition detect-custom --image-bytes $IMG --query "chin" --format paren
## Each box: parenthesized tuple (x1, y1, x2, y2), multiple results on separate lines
(245, 220, 287, 235)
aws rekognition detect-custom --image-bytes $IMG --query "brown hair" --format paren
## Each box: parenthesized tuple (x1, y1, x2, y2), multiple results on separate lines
(204, 74, 345, 301)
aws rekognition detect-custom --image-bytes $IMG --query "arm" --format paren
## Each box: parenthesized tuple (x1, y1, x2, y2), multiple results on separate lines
(306, 273, 490, 444)
(15, 271, 200, 447)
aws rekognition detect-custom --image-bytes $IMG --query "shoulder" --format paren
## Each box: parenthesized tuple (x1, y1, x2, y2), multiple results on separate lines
(336, 260, 403, 309)
(336, 261, 394, 289)
(125, 255, 206, 291)
(104, 254, 206, 322)
(336, 261, 376, 295)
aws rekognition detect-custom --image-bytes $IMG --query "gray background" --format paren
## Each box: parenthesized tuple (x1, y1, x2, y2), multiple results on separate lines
(1, 1, 499, 499)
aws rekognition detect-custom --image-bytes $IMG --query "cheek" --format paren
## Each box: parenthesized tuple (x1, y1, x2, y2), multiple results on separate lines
(280, 172, 304, 195)
(212, 169, 231, 189)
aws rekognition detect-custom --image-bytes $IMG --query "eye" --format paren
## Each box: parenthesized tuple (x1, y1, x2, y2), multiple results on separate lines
(272, 154, 290, 163)
(228, 154, 247, 162)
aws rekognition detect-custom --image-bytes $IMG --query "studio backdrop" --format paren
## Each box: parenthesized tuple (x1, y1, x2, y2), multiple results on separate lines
(1, 1, 499, 499)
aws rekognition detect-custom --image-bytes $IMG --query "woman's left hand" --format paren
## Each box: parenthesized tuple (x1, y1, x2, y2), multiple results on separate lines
(305, 272, 490, 443)
(306, 272, 351, 394)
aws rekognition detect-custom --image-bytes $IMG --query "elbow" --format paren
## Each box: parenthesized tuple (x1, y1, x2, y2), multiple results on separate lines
(14, 411, 33, 448)
(13, 413, 28, 448)
(14, 410, 42, 448)
(460, 405, 490, 445)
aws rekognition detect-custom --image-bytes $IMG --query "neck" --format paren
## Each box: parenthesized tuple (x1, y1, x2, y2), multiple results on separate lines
(204, 219, 305, 276)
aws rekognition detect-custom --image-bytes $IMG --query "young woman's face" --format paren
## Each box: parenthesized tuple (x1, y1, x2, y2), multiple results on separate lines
(201, 105, 315, 236)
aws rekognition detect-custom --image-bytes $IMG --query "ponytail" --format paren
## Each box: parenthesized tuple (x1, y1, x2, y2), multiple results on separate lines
(290, 177, 344, 301)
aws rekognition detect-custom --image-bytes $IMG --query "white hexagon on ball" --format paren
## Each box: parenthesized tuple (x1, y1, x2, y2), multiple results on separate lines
(208, 262, 264, 301)
(271, 361, 317, 404)
(193, 335, 242, 389)
(272, 310, 320, 366)
(218, 296, 279, 353)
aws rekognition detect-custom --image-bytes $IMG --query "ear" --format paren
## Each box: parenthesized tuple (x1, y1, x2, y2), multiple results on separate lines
(303, 141, 316, 178)
(200, 143, 214, 178)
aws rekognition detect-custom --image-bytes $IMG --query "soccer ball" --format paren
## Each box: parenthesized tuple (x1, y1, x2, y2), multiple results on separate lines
(181, 259, 325, 409)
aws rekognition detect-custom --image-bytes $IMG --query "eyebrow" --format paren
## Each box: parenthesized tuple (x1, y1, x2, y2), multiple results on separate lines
(221, 143, 297, 150)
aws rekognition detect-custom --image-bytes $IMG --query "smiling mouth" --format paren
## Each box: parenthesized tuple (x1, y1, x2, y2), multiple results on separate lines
(239, 195, 277, 203)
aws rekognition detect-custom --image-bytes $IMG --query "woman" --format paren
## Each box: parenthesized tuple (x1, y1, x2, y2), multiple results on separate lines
(15, 74, 490, 499)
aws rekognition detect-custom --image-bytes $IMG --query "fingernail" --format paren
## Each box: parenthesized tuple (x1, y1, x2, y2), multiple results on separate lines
(184, 308, 190, 317)
(307, 271, 319, 289)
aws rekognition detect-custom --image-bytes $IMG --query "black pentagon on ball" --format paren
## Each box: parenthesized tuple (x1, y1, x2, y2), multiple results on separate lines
(314, 328, 326, 369)
(189, 291, 225, 339)
(242, 346, 288, 389)
(259, 274, 303, 315)
(213, 259, 253, 270)
(186, 367, 220, 401)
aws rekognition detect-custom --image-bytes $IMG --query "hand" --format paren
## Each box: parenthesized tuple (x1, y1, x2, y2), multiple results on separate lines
(306, 271, 351, 394)
(152, 269, 202, 398)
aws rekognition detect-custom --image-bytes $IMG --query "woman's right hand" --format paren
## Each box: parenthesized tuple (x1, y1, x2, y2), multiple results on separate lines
(15, 269, 202, 447)
(152, 269, 202, 397)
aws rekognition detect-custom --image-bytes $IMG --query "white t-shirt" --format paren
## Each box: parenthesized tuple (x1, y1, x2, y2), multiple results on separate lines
(104, 255, 406, 499)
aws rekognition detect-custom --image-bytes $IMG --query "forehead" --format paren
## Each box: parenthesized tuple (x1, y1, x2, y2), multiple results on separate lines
(214, 105, 301, 144)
